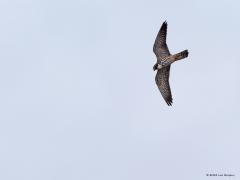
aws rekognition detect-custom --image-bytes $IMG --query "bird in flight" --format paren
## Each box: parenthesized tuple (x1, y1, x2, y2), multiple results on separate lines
(153, 21, 189, 106)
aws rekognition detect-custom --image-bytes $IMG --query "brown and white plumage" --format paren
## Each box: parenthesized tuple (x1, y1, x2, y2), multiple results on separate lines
(153, 21, 170, 60)
(153, 21, 189, 106)
(155, 66, 172, 105)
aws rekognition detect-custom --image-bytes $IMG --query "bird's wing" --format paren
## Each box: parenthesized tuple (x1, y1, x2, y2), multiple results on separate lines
(153, 21, 170, 59)
(155, 66, 173, 106)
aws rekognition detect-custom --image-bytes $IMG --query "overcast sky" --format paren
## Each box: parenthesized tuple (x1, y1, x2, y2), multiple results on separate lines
(0, 0, 239, 180)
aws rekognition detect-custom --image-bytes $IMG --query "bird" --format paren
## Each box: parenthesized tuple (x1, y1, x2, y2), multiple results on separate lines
(153, 21, 189, 106)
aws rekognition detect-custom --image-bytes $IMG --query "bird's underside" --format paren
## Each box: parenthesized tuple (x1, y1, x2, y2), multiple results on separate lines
(153, 21, 189, 106)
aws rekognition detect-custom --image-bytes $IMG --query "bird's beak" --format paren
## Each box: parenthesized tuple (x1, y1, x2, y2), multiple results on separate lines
(153, 64, 157, 71)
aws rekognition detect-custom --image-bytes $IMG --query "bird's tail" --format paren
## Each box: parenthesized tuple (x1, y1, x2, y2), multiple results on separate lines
(171, 50, 189, 61)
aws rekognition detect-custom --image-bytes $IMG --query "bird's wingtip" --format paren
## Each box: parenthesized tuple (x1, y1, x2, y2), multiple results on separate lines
(166, 98, 173, 106)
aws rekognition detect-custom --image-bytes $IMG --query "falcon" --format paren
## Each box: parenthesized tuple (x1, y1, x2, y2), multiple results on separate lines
(153, 21, 189, 106)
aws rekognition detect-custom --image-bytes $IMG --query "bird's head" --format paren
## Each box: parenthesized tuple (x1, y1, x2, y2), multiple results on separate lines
(153, 63, 162, 71)
(153, 63, 158, 71)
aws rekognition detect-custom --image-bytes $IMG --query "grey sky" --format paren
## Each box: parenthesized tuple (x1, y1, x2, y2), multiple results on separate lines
(0, 0, 239, 179)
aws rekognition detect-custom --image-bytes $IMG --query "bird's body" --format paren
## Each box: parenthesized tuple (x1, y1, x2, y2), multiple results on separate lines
(153, 21, 189, 106)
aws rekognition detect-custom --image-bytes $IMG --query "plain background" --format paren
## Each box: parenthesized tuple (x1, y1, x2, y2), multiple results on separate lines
(0, 0, 239, 179)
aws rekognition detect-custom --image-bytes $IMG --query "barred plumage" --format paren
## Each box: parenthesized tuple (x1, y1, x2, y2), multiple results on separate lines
(153, 21, 189, 106)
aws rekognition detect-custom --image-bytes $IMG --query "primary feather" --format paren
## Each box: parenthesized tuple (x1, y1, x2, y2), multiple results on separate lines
(153, 21, 189, 106)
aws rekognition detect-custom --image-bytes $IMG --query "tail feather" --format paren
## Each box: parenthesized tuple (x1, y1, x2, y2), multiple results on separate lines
(161, 49, 189, 66)
(172, 50, 188, 61)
